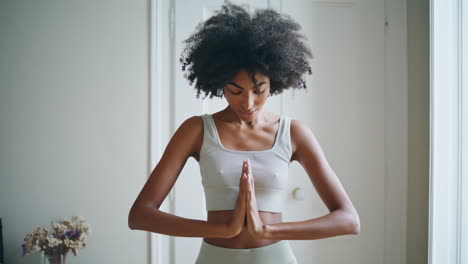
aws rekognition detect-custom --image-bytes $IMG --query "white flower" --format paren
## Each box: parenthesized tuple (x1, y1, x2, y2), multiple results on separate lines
(71, 216, 85, 223)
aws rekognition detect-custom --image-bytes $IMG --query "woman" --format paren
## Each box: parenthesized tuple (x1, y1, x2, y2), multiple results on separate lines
(128, 2, 360, 263)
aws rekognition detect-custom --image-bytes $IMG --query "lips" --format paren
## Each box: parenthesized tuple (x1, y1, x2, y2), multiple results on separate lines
(240, 110, 256, 117)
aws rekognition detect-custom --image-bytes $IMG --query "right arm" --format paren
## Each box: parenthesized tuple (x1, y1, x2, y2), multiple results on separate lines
(127, 116, 241, 239)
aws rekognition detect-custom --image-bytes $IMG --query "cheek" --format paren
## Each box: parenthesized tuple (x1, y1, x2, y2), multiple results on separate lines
(224, 94, 238, 106)
(258, 94, 269, 103)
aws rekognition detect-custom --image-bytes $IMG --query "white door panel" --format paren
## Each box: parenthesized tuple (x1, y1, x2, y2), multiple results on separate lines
(156, 0, 404, 263)
(282, 1, 384, 264)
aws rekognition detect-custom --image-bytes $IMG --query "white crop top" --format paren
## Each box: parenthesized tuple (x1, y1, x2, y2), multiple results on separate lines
(199, 113, 292, 213)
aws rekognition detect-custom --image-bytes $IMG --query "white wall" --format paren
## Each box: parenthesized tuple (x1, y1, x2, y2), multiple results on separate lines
(0, 1, 149, 263)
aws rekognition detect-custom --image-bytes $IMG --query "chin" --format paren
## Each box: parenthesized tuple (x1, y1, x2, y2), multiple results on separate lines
(239, 110, 257, 118)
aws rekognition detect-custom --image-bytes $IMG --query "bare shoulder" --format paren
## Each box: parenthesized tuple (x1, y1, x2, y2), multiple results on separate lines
(182, 115, 203, 131)
(290, 118, 311, 137)
(180, 115, 204, 161)
(289, 117, 332, 183)
(289, 118, 317, 163)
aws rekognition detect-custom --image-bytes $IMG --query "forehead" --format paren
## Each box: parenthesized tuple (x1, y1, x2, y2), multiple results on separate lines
(230, 69, 269, 83)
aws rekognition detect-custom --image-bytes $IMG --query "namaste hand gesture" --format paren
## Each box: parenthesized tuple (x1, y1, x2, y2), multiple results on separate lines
(243, 159, 266, 238)
(226, 159, 266, 239)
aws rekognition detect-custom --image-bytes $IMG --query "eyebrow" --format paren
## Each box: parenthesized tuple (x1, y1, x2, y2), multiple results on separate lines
(227, 81, 267, 90)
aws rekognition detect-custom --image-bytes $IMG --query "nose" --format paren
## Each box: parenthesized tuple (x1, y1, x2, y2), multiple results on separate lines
(242, 92, 255, 110)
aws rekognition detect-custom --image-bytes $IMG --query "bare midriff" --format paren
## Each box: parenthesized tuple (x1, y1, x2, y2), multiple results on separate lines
(204, 210, 282, 249)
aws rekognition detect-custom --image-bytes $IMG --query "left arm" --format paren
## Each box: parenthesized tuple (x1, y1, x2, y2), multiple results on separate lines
(263, 207, 358, 240)
(258, 119, 360, 240)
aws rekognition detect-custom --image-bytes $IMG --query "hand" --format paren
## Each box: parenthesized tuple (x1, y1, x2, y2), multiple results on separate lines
(225, 161, 248, 238)
(245, 159, 266, 239)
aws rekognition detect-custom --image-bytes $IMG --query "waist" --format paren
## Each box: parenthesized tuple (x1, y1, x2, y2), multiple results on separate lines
(204, 210, 282, 249)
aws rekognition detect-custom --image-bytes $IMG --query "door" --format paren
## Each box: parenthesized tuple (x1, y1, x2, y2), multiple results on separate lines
(154, 0, 406, 263)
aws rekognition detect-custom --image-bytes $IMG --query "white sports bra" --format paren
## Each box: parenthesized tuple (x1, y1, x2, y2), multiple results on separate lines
(198, 113, 292, 213)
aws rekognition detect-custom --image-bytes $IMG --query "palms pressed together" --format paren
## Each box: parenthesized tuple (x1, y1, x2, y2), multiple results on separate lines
(243, 159, 266, 239)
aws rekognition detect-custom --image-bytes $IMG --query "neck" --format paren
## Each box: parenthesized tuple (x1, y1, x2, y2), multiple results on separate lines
(222, 106, 267, 127)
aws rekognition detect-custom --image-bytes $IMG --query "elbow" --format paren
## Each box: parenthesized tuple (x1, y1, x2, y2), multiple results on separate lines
(341, 208, 360, 235)
(348, 212, 360, 235)
(128, 205, 140, 230)
(128, 209, 136, 230)
(350, 217, 360, 234)
(128, 202, 159, 230)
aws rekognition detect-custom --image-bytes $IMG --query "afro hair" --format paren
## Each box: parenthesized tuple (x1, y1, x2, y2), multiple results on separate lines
(179, 1, 314, 99)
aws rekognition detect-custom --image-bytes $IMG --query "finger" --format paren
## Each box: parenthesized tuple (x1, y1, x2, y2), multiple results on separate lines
(242, 174, 247, 198)
(241, 161, 247, 181)
(247, 162, 254, 187)
(240, 171, 245, 189)
(240, 175, 246, 204)
(245, 160, 249, 176)
(244, 173, 249, 190)
(240, 173, 245, 194)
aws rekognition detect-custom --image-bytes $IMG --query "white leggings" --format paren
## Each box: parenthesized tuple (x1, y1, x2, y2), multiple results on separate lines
(195, 239, 298, 264)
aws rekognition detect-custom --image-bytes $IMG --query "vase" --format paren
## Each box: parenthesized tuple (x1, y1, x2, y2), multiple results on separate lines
(42, 253, 67, 264)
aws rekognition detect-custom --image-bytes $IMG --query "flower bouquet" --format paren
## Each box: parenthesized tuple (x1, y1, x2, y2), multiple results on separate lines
(21, 216, 91, 264)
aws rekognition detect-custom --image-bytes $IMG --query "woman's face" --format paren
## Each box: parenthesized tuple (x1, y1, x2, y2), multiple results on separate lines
(223, 69, 270, 120)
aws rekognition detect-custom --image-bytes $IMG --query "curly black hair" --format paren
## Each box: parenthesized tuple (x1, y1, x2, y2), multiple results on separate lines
(179, 1, 314, 99)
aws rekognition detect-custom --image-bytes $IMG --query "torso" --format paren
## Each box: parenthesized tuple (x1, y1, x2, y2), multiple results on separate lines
(191, 110, 296, 249)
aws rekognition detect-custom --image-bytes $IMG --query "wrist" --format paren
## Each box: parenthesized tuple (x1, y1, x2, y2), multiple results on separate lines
(222, 223, 239, 239)
(262, 224, 272, 239)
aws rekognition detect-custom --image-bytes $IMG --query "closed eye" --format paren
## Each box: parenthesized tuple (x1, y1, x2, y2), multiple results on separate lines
(227, 81, 267, 95)
(255, 90, 265, 95)
(229, 90, 265, 95)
